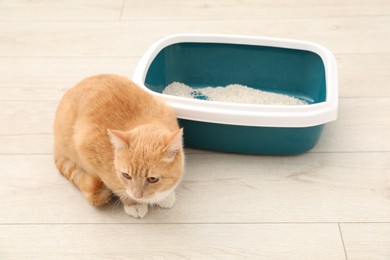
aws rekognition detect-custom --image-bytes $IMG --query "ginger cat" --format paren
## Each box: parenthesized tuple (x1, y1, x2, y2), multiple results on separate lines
(53, 74, 184, 218)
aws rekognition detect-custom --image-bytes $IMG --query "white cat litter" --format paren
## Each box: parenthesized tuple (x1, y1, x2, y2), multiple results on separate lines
(163, 82, 308, 106)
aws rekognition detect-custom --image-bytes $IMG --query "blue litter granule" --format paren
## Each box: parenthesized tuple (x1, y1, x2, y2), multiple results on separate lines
(190, 91, 209, 100)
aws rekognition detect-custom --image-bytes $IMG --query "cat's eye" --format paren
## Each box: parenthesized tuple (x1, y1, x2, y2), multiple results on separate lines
(122, 172, 132, 180)
(146, 177, 159, 184)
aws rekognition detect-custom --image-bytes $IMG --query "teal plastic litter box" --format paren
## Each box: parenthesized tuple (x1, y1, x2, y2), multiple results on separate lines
(133, 34, 338, 155)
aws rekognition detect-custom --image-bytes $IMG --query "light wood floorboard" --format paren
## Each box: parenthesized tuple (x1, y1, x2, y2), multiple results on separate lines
(121, 0, 390, 20)
(0, 98, 388, 154)
(0, 18, 389, 58)
(0, 153, 389, 224)
(340, 223, 390, 260)
(0, 0, 124, 21)
(0, 54, 389, 100)
(0, 224, 345, 259)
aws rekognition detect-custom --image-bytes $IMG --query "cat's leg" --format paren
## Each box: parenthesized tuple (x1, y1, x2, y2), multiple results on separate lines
(121, 197, 148, 218)
(156, 191, 176, 209)
(54, 155, 111, 206)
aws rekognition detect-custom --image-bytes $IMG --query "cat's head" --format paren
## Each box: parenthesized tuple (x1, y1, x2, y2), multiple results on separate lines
(107, 125, 184, 204)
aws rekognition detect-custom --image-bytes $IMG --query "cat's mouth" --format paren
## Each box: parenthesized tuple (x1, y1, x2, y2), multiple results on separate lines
(126, 190, 154, 203)
(126, 189, 172, 205)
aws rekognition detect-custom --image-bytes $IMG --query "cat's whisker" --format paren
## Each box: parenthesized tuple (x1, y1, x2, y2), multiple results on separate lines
(111, 197, 123, 212)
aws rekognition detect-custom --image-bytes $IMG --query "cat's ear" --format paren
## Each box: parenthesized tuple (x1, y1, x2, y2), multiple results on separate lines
(163, 128, 183, 162)
(107, 129, 129, 150)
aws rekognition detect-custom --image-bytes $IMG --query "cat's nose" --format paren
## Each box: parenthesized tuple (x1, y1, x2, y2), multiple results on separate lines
(133, 191, 143, 199)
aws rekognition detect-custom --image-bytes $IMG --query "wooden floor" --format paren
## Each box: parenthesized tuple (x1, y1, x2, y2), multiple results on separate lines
(1, 1, 389, 259)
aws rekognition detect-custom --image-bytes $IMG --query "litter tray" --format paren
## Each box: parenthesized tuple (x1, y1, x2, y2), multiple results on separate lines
(133, 34, 338, 155)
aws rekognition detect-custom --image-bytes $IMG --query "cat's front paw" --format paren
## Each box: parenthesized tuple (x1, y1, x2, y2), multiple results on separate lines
(156, 192, 176, 209)
(124, 203, 148, 218)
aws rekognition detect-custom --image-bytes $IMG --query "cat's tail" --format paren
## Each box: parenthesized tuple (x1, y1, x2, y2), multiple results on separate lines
(54, 155, 80, 184)
(54, 155, 112, 206)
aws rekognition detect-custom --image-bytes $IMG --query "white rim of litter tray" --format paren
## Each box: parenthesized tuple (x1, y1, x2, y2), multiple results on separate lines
(132, 34, 338, 128)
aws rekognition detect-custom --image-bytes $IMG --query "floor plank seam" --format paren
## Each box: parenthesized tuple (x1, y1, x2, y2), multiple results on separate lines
(0, 55, 141, 59)
(2, 15, 390, 23)
(1, 97, 390, 102)
(1, 16, 390, 23)
(1, 151, 390, 155)
(0, 52, 390, 58)
(119, 0, 126, 21)
(1, 222, 389, 225)
(338, 223, 349, 260)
